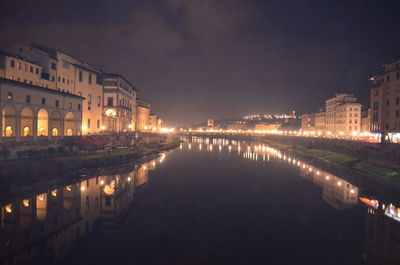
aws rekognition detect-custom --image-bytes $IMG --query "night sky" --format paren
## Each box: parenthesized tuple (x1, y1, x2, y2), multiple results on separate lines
(1, 0, 400, 126)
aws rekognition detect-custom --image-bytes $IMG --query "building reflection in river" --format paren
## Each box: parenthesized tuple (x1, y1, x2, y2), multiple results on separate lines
(189, 136, 359, 210)
(359, 198, 400, 265)
(0, 155, 161, 265)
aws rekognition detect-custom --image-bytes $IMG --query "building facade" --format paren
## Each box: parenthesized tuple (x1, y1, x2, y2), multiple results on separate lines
(325, 94, 361, 136)
(300, 113, 315, 133)
(136, 99, 150, 132)
(315, 111, 326, 134)
(102, 74, 137, 133)
(148, 114, 158, 132)
(370, 59, 400, 142)
(0, 78, 83, 141)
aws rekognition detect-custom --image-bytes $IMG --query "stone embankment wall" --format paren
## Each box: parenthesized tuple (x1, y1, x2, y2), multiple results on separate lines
(261, 135, 400, 170)
(184, 133, 400, 170)
(0, 132, 167, 160)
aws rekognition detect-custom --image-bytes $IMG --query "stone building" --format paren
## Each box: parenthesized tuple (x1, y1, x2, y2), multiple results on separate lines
(315, 110, 326, 134)
(325, 93, 362, 136)
(0, 78, 83, 141)
(148, 114, 158, 132)
(102, 74, 137, 133)
(1, 43, 163, 137)
(300, 112, 315, 133)
(136, 99, 150, 132)
(370, 58, 400, 142)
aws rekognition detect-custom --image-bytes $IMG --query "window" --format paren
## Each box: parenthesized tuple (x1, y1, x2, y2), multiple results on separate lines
(97, 120, 100, 129)
(88, 119, 91, 128)
(7, 92, 13, 100)
(107, 97, 113, 106)
(396, 110, 399, 118)
(387, 75, 390, 82)
(88, 74, 92, 85)
(16, 61, 21, 69)
(51, 76, 54, 82)
(24, 64, 28, 71)
(55, 100, 59, 107)
(62, 78, 65, 83)
(78, 104, 81, 110)
(36, 68, 39, 75)
(30, 66, 33, 73)
(69, 103, 72, 109)
(387, 99, 390, 106)
(79, 71, 83, 82)
(58, 76, 60, 82)
(10, 60, 15, 68)
(97, 96, 101, 106)
(62, 61, 70, 69)
(51, 62, 56, 70)
(41, 98, 46, 105)
(88, 106, 91, 111)
(88, 94, 92, 104)
(25, 95, 30, 103)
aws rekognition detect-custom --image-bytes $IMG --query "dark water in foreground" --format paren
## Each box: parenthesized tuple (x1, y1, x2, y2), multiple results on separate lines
(1, 137, 400, 265)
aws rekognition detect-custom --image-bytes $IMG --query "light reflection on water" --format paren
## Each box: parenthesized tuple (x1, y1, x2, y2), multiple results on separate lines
(187, 136, 400, 265)
(0, 156, 161, 265)
(1, 137, 400, 265)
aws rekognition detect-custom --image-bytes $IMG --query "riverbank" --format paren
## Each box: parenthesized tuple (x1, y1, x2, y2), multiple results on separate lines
(0, 138, 180, 189)
(183, 133, 400, 191)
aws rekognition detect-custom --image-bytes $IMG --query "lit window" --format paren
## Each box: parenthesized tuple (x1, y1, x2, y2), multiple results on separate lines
(7, 92, 13, 100)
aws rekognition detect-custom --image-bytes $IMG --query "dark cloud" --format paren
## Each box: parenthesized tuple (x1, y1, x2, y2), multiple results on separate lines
(1, 0, 400, 126)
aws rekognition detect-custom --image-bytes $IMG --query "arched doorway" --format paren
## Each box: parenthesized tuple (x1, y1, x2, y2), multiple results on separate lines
(37, 108, 49, 136)
(52, 128, 59, 136)
(51, 110, 62, 136)
(21, 106, 34, 136)
(2, 105, 16, 137)
(105, 109, 117, 132)
(64, 112, 76, 136)
(66, 129, 73, 136)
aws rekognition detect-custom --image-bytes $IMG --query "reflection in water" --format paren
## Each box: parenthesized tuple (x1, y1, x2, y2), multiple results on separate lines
(360, 198, 400, 265)
(189, 136, 400, 265)
(1, 137, 400, 265)
(0, 156, 161, 265)
(190, 137, 359, 210)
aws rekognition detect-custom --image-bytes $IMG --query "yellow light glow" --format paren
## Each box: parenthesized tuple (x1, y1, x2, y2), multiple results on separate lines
(22, 199, 30, 207)
(80, 186, 86, 191)
(5, 204, 12, 213)
(51, 189, 57, 197)
(100, 180, 104, 185)
(82, 125, 87, 131)
(127, 177, 131, 182)
(101, 125, 106, 130)
(66, 185, 72, 191)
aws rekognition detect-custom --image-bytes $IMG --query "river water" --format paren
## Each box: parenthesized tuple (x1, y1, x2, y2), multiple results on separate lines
(1, 137, 399, 265)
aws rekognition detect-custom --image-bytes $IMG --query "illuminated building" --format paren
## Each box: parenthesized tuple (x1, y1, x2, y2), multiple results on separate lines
(315, 110, 326, 134)
(0, 78, 83, 140)
(136, 99, 150, 132)
(370, 59, 400, 143)
(102, 74, 138, 132)
(148, 114, 158, 132)
(325, 93, 362, 136)
(300, 112, 316, 133)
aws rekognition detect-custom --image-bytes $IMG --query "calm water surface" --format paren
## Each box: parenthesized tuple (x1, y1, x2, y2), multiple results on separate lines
(1, 137, 400, 265)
